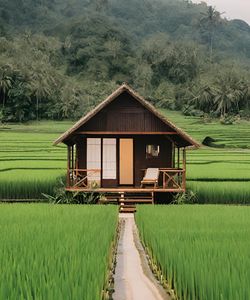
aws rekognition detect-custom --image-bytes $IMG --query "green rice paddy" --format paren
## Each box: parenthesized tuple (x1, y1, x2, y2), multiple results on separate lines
(0, 205, 117, 299)
(0, 121, 71, 199)
(0, 110, 249, 202)
(162, 110, 250, 204)
(136, 205, 250, 300)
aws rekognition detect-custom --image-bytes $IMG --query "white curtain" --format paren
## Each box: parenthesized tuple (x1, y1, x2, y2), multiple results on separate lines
(103, 138, 116, 179)
(87, 138, 101, 182)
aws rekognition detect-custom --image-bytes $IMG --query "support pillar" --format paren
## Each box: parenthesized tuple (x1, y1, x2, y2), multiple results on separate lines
(67, 145, 71, 188)
(182, 148, 186, 191)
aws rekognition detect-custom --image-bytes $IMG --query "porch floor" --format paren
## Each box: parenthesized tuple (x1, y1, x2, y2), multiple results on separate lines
(66, 187, 184, 193)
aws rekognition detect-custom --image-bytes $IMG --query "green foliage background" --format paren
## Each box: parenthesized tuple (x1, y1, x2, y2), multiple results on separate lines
(0, 0, 250, 121)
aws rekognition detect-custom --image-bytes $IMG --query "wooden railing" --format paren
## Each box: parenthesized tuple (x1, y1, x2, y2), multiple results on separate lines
(68, 169, 101, 188)
(160, 168, 186, 190)
(67, 168, 185, 191)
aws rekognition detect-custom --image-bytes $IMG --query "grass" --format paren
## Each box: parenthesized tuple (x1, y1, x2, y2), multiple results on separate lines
(0, 204, 118, 299)
(188, 182, 250, 204)
(136, 205, 250, 300)
(161, 109, 250, 148)
(0, 121, 72, 199)
(162, 109, 250, 204)
(1, 111, 250, 203)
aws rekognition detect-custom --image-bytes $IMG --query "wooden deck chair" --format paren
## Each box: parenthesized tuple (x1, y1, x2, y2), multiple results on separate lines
(141, 168, 159, 188)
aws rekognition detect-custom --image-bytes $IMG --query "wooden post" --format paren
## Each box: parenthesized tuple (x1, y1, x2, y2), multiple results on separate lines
(172, 144, 175, 168)
(72, 145, 75, 185)
(182, 148, 186, 191)
(71, 145, 74, 171)
(75, 144, 78, 172)
(177, 147, 180, 169)
(67, 145, 71, 188)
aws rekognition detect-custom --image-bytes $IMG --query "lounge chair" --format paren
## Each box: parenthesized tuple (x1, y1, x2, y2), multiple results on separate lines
(141, 168, 159, 188)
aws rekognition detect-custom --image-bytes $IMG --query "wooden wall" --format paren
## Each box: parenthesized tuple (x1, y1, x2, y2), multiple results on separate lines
(78, 92, 173, 132)
(76, 135, 172, 188)
(134, 136, 172, 186)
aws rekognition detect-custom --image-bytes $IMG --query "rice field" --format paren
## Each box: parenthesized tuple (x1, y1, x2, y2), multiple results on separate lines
(0, 205, 118, 299)
(162, 110, 250, 204)
(0, 121, 72, 199)
(0, 111, 250, 203)
(136, 205, 250, 300)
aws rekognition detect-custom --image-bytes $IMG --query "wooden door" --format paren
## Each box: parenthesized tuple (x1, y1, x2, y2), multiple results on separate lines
(119, 139, 133, 185)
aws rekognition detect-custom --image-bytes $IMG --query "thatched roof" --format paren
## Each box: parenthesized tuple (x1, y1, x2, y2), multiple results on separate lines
(53, 83, 200, 148)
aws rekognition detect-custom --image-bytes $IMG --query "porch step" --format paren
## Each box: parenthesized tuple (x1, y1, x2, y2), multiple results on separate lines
(119, 192, 153, 213)
(99, 191, 154, 213)
(119, 205, 137, 213)
(120, 199, 153, 204)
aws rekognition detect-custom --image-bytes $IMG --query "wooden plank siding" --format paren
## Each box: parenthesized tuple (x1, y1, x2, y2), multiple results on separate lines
(134, 136, 172, 187)
(75, 135, 172, 188)
(78, 92, 173, 133)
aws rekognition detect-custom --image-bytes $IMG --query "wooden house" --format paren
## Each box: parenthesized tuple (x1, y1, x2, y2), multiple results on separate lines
(54, 84, 199, 208)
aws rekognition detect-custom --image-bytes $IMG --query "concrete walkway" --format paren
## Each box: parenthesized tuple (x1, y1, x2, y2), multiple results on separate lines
(113, 213, 169, 300)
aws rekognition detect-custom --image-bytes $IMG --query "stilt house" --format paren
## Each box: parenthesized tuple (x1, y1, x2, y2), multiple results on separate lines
(54, 84, 199, 205)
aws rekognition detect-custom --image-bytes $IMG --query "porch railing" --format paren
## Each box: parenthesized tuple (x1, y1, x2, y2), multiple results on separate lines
(67, 168, 186, 190)
(160, 168, 186, 191)
(68, 169, 101, 188)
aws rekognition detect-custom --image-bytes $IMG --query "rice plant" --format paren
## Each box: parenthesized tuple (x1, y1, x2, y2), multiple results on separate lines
(0, 205, 118, 300)
(0, 121, 70, 199)
(1, 118, 250, 203)
(136, 205, 250, 300)
(188, 181, 250, 204)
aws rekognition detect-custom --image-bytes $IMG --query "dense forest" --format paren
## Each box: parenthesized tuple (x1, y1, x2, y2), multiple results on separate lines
(0, 0, 250, 122)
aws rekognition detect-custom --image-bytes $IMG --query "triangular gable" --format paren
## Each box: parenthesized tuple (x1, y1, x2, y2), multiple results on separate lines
(53, 83, 200, 148)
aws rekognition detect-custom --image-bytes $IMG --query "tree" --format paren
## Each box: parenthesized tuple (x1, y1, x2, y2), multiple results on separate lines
(95, 0, 108, 12)
(0, 67, 12, 109)
(28, 73, 51, 121)
(188, 82, 216, 113)
(199, 6, 223, 62)
(214, 73, 245, 117)
(104, 39, 122, 60)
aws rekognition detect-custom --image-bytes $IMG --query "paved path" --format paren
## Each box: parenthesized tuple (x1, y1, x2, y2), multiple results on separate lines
(113, 213, 168, 300)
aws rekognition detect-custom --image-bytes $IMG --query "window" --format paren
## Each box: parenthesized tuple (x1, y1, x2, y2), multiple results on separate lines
(103, 138, 117, 179)
(87, 138, 101, 182)
(146, 145, 160, 158)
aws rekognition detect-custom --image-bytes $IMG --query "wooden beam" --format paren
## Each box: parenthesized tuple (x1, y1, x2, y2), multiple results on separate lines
(76, 131, 178, 135)
(177, 147, 180, 169)
(65, 187, 185, 193)
(67, 145, 71, 188)
(172, 144, 175, 168)
(182, 148, 186, 191)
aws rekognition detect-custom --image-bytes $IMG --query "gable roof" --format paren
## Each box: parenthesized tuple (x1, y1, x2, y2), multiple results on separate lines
(53, 83, 200, 148)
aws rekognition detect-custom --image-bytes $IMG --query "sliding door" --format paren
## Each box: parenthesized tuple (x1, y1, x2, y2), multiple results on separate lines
(86, 138, 101, 184)
(103, 138, 117, 179)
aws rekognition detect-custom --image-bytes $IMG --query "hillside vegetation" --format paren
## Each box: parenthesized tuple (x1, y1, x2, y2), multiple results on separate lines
(0, 0, 250, 122)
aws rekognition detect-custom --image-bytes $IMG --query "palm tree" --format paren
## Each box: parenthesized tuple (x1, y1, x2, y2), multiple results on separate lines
(189, 84, 216, 113)
(29, 74, 51, 121)
(0, 69, 12, 109)
(214, 74, 245, 117)
(200, 6, 223, 62)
